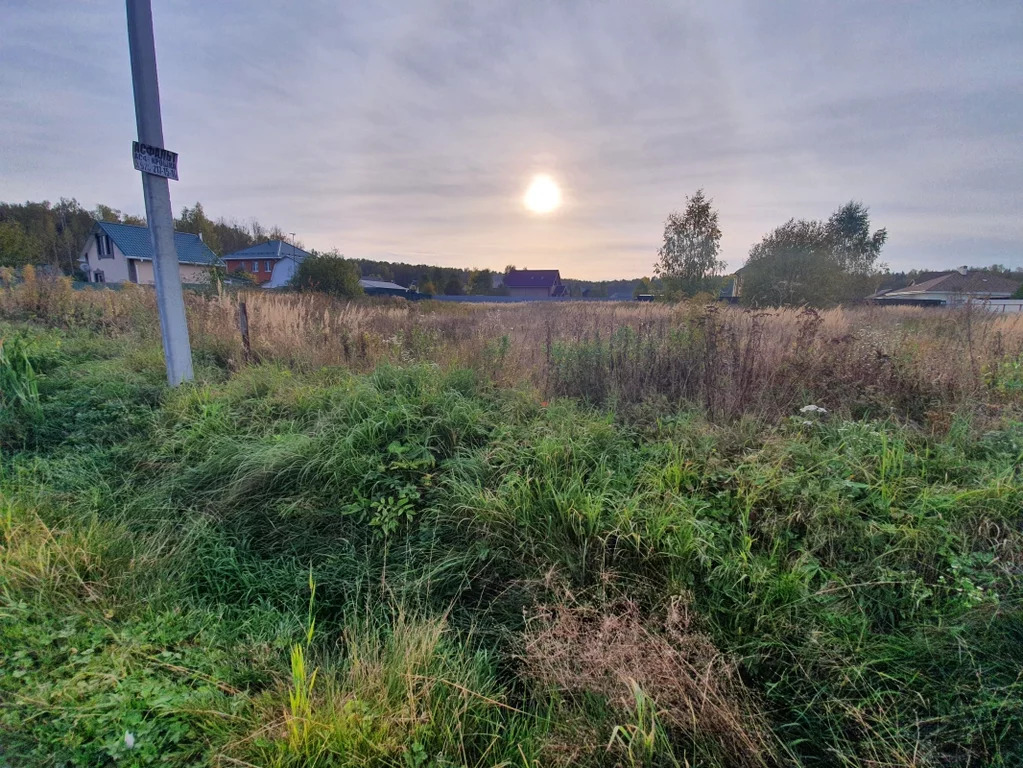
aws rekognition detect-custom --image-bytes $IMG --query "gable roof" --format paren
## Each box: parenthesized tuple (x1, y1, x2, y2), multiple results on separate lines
(359, 278, 407, 292)
(224, 240, 312, 262)
(503, 269, 561, 289)
(889, 270, 1021, 296)
(94, 221, 221, 266)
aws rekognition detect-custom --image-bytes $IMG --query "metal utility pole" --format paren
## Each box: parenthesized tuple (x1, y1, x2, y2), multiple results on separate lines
(126, 0, 193, 385)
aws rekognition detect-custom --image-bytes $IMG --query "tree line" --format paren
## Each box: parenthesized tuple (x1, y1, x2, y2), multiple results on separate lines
(0, 198, 296, 276)
(0, 197, 664, 297)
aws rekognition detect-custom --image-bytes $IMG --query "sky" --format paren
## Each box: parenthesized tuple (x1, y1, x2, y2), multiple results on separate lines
(1, 1, 1021, 279)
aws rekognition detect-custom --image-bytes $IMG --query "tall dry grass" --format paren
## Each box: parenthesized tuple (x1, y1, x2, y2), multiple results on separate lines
(3, 275, 1022, 423)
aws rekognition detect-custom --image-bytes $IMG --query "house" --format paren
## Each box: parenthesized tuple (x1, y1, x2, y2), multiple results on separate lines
(503, 268, 566, 298)
(719, 274, 742, 304)
(870, 268, 1021, 307)
(359, 278, 409, 297)
(223, 240, 311, 285)
(79, 221, 220, 285)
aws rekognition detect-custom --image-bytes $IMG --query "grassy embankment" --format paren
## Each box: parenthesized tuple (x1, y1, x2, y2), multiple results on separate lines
(1, 274, 1022, 766)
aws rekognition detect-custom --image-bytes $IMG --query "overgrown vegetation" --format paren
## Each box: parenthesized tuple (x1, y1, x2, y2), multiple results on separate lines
(293, 252, 364, 298)
(1, 285, 1021, 766)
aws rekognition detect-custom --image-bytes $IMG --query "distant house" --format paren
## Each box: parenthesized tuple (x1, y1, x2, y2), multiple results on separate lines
(224, 240, 311, 285)
(870, 268, 1021, 307)
(503, 269, 566, 298)
(359, 278, 409, 297)
(719, 275, 742, 304)
(79, 221, 221, 285)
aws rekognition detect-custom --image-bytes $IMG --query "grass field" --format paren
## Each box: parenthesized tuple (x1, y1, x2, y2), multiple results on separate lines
(2, 275, 1022, 767)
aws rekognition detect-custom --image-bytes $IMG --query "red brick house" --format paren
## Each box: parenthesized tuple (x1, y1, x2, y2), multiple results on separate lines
(222, 240, 311, 285)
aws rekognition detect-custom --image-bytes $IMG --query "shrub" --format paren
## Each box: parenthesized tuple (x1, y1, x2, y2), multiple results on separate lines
(293, 252, 363, 298)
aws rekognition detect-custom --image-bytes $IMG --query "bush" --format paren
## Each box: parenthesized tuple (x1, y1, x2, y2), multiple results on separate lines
(292, 252, 363, 298)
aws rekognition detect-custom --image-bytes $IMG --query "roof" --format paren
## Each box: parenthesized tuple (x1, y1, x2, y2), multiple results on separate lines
(503, 269, 562, 289)
(95, 221, 221, 266)
(224, 240, 312, 262)
(885, 270, 1021, 297)
(359, 278, 407, 292)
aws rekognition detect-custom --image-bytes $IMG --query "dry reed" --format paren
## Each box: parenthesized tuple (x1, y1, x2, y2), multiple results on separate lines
(3, 276, 1022, 423)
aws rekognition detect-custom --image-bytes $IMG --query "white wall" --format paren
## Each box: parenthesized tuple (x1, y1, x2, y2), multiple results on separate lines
(79, 231, 212, 285)
(267, 256, 299, 288)
(978, 300, 1023, 313)
(130, 260, 211, 285)
(81, 235, 130, 283)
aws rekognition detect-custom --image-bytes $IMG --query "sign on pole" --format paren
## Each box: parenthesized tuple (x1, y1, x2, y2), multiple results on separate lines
(132, 140, 179, 180)
(126, 0, 194, 385)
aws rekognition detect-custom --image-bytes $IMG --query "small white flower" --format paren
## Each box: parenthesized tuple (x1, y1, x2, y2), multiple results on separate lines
(124, 732, 136, 750)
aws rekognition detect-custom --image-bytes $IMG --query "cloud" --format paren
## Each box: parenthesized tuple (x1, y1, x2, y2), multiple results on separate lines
(1, 0, 1020, 278)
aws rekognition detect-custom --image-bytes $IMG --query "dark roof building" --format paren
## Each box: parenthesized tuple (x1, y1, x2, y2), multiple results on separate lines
(871, 268, 1021, 306)
(94, 221, 220, 266)
(224, 240, 312, 285)
(79, 221, 221, 285)
(503, 268, 566, 298)
(359, 278, 409, 297)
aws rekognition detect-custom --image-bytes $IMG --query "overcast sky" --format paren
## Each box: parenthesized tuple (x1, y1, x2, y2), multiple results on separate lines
(2, 1, 1021, 278)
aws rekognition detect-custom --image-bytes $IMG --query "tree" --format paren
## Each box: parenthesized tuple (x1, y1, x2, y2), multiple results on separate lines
(176, 202, 222, 255)
(828, 202, 887, 272)
(740, 202, 887, 307)
(0, 221, 42, 267)
(212, 217, 255, 255)
(292, 251, 363, 298)
(1012, 282, 1023, 300)
(468, 268, 495, 295)
(741, 219, 837, 307)
(419, 280, 437, 296)
(654, 189, 725, 297)
(633, 276, 654, 298)
(93, 204, 145, 227)
(93, 204, 124, 223)
(443, 277, 464, 295)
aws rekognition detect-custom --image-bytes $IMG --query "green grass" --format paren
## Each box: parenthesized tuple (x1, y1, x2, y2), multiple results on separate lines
(1, 323, 1021, 766)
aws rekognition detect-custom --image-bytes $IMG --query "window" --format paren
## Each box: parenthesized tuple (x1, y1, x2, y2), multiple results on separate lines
(94, 270, 105, 283)
(265, 260, 272, 273)
(95, 233, 114, 259)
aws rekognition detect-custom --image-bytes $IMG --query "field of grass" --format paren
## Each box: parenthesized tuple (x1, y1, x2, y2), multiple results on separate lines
(2, 275, 1022, 767)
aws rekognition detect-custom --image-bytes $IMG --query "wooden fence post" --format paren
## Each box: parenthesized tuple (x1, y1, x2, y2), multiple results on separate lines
(238, 301, 251, 363)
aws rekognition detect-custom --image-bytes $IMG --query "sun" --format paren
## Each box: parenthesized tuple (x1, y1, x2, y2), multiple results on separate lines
(523, 174, 562, 214)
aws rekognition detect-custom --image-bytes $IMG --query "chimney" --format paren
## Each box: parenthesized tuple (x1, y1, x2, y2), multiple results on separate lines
(198, 231, 203, 242)
(957, 265, 968, 275)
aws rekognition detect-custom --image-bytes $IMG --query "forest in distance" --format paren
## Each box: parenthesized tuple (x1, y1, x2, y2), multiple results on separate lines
(3, 195, 1021, 304)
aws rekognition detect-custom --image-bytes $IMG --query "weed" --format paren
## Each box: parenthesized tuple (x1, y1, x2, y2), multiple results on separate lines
(0, 306, 1021, 767)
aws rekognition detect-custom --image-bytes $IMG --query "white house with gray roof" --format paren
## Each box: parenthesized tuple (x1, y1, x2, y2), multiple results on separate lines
(79, 221, 221, 285)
